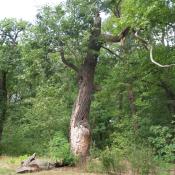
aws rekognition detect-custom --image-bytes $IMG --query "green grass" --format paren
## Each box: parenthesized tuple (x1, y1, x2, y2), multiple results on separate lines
(0, 156, 101, 175)
(0, 156, 174, 175)
(0, 168, 14, 175)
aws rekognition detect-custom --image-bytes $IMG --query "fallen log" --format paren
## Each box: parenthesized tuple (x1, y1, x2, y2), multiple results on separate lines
(16, 164, 40, 174)
(16, 153, 70, 173)
(16, 153, 55, 173)
(21, 153, 36, 166)
(28, 159, 55, 170)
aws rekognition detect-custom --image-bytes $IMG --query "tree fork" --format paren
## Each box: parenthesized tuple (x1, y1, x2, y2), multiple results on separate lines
(60, 12, 129, 160)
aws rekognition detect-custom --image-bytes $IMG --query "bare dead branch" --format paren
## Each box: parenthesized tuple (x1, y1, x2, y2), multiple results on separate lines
(150, 46, 175, 67)
(133, 31, 175, 68)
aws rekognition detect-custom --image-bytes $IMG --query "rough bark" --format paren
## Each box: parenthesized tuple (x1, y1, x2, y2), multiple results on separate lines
(0, 71, 7, 141)
(61, 13, 127, 160)
(70, 13, 101, 160)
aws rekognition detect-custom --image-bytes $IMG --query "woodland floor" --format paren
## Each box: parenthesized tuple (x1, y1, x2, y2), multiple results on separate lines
(0, 156, 174, 175)
(0, 156, 102, 175)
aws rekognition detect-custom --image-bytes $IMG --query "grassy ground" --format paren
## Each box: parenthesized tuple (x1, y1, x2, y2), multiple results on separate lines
(0, 156, 174, 175)
(0, 156, 101, 175)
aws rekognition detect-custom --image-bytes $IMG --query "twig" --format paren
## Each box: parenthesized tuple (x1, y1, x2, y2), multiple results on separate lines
(101, 45, 122, 59)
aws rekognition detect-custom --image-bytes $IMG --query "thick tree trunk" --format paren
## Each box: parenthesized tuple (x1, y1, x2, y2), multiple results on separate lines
(0, 71, 7, 141)
(70, 13, 101, 159)
(70, 61, 96, 159)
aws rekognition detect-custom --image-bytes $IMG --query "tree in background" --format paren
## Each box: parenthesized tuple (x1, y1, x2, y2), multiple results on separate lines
(0, 19, 26, 141)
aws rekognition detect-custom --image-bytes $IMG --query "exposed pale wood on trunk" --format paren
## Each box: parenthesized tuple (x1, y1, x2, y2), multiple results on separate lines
(69, 14, 129, 160)
(70, 13, 101, 160)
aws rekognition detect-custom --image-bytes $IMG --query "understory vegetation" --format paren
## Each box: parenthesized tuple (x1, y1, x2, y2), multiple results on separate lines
(0, 0, 175, 175)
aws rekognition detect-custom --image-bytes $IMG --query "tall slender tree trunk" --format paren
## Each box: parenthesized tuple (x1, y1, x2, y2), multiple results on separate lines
(0, 71, 7, 141)
(127, 84, 136, 115)
(70, 13, 101, 159)
(160, 81, 175, 113)
(127, 83, 138, 133)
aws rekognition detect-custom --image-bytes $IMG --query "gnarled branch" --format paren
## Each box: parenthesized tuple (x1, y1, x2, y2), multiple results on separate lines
(101, 27, 130, 43)
(101, 33, 121, 43)
(59, 47, 79, 73)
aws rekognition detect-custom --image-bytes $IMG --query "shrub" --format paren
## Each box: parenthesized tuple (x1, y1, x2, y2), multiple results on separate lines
(49, 132, 76, 166)
(87, 158, 104, 173)
(89, 146, 102, 158)
(100, 147, 126, 175)
(148, 125, 175, 162)
(128, 145, 159, 175)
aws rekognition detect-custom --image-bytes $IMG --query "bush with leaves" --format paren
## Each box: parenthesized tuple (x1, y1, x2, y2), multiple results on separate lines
(49, 132, 76, 165)
(128, 145, 159, 175)
(100, 147, 126, 175)
(148, 125, 175, 162)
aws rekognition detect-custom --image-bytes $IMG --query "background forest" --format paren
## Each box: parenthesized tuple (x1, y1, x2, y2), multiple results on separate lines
(0, 0, 175, 174)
